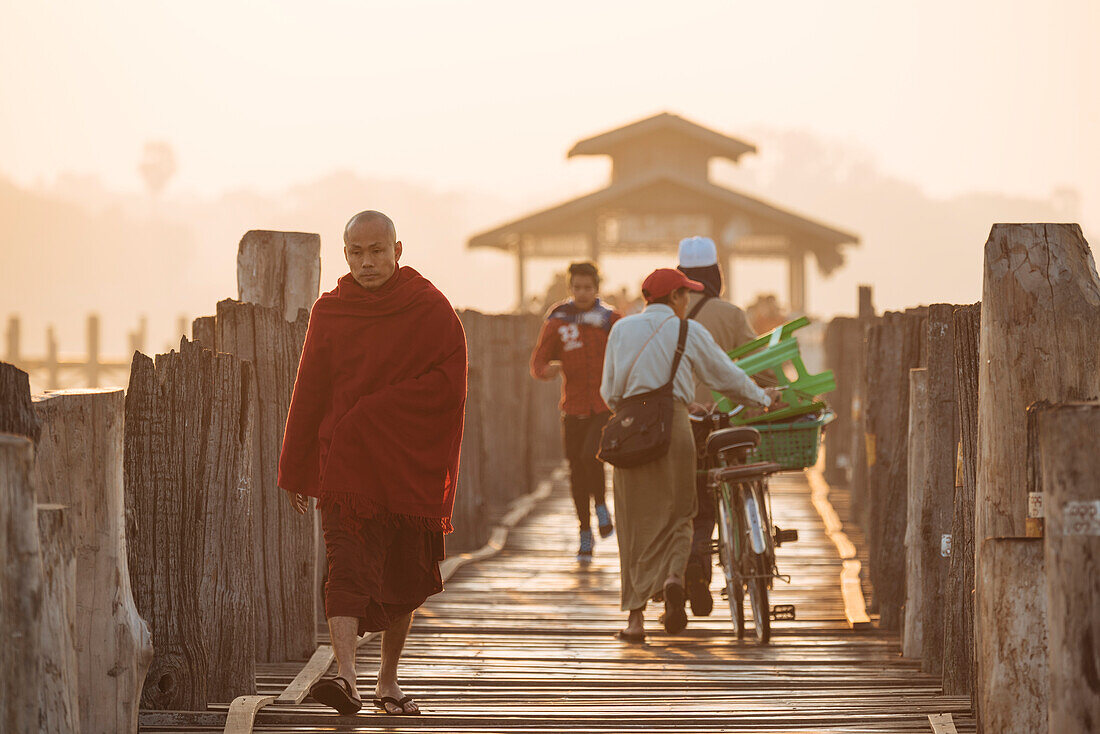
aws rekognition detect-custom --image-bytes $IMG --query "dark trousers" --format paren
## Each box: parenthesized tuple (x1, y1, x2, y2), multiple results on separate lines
(562, 412, 609, 530)
(688, 467, 714, 584)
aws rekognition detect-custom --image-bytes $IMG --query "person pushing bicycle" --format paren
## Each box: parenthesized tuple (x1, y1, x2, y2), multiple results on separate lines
(676, 236, 778, 617)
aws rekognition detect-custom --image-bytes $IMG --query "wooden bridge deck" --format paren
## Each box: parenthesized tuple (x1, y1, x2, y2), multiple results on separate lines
(140, 470, 975, 733)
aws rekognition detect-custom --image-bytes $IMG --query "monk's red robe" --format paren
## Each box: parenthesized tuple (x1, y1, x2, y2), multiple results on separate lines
(278, 266, 467, 533)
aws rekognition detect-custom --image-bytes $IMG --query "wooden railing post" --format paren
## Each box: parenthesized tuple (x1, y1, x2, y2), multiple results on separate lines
(903, 367, 928, 657)
(977, 537, 1047, 733)
(236, 230, 321, 324)
(46, 325, 60, 390)
(865, 310, 925, 630)
(1038, 401, 1100, 731)
(213, 299, 315, 662)
(850, 286, 875, 529)
(942, 302, 980, 697)
(920, 304, 958, 676)
(125, 340, 256, 709)
(34, 388, 153, 733)
(0, 433, 41, 733)
(975, 224, 1100, 723)
(36, 503, 78, 734)
(86, 313, 101, 388)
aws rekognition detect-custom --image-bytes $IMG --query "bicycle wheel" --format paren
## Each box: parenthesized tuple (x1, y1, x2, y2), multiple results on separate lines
(746, 555, 771, 643)
(716, 492, 744, 638)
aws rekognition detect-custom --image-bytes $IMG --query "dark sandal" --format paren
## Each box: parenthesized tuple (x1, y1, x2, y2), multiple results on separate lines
(663, 580, 688, 634)
(309, 676, 362, 715)
(615, 629, 646, 643)
(374, 695, 421, 715)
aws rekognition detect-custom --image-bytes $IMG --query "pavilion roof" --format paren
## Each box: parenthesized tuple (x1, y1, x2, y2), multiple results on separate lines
(567, 112, 756, 163)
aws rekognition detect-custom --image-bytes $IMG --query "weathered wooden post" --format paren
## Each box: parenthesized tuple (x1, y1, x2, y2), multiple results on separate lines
(125, 339, 256, 709)
(920, 304, 958, 676)
(865, 310, 925, 629)
(86, 313, 101, 388)
(976, 223, 1100, 548)
(1039, 401, 1100, 731)
(223, 230, 321, 662)
(0, 433, 42, 733)
(236, 230, 321, 324)
(903, 367, 928, 657)
(942, 302, 980, 697)
(36, 503, 78, 734)
(453, 310, 490, 552)
(213, 299, 314, 661)
(5, 315, 20, 364)
(33, 388, 153, 733)
(1, 361, 41, 439)
(823, 317, 856, 485)
(850, 286, 875, 527)
(975, 224, 1100, 724)
(976, 537, 1048, 733)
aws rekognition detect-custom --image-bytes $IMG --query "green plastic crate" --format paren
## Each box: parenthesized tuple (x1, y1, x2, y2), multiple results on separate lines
(747, 412, 834, 470)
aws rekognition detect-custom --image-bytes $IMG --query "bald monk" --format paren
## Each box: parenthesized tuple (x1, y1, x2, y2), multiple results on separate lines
(279, 210, 467, 716)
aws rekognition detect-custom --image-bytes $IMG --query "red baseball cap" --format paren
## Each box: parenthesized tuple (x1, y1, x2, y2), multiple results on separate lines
(642, 268, 705, 302)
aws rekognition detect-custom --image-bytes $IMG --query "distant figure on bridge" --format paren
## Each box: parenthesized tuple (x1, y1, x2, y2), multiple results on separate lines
(279, 210, 468, 716)
(530, 261, 622, 563)
(676, 236, 774, 618)
(601, 268, 778, 640)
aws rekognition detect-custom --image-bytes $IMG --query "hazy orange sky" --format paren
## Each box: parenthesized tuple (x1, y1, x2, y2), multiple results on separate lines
(2, 0, 1098, 328)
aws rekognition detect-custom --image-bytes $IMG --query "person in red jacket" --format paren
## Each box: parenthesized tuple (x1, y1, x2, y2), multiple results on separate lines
(530, 262, 622, 564)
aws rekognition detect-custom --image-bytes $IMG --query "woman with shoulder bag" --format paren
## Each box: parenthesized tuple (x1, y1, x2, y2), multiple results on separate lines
(599, 268, 781, 641)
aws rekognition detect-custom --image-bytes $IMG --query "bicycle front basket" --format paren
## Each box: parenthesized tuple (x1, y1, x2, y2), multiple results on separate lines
(747, 412, 834, 470)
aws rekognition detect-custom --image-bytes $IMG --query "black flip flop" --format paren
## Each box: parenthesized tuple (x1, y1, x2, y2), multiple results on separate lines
(309, 676, 362, 715)
(374, 695, 421, 716)
(615, 629, 646, 643)
(663, 580, 688, 634)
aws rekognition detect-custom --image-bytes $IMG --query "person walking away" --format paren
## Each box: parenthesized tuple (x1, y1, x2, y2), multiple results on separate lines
(530, 261, 622, 563)
(279, 210, 467, 716)
(676, 235, 777, 617)
(601, 268, 780, 640)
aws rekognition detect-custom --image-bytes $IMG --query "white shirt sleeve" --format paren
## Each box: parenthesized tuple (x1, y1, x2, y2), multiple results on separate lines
(687, 322, 771, 409)
(600, 324, 622, 410)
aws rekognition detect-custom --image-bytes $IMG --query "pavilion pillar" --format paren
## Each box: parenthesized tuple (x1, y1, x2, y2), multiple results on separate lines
(788, 249, 806, 315)
(515, 239, 527, 313)
(719, 243, 735, 303)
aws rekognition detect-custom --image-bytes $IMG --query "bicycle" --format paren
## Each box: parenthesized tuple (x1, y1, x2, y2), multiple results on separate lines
(691, 409, 801, 643)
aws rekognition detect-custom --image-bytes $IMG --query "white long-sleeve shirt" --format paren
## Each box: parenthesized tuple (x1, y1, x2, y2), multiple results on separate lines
(600, 303, 770, 411)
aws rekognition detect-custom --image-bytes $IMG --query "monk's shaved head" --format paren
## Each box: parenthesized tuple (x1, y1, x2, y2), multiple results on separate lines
(344, 210, 397, 245)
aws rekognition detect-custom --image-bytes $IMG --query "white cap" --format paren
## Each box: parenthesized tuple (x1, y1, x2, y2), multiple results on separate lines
(678, 236, 718, 268)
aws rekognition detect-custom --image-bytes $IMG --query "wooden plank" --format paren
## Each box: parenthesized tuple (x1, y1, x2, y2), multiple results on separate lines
(928, 712, 958, 733)
(223, 695, 276, 734)
(807, 467, 871, 629)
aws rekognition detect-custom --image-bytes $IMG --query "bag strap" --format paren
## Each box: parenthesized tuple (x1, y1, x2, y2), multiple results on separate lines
(662, 319, 690, 388)
(620, 315, 676, 387)
(687, 295, 713, 321)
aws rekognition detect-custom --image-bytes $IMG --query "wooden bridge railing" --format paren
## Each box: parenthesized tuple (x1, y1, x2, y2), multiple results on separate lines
(0, 228, 562, 730)
(824, 223, 1100, 731)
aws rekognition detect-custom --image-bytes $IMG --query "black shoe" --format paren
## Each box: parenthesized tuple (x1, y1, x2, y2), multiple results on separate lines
(663, 580, 688, 634)
(685, 563, 713, 617)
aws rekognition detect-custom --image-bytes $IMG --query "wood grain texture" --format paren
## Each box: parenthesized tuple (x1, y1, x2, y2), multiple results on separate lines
(214, 299, 315, 664)
(976, 537, 1047, 734)
(903, 368, 928, 658)
(976, 224, 1100, 544)
(865, 311, 925, 630)
(0, 434, 41, 734)
(920, 304, 958, 676)
(236, 230, 321, 323)
(942, 303, 979, 697)
(0, 361, 40, 441)
(36, 503, 78, 734)
(1038, 401, 1100, 732)
(33, 388, 153, 734)
(125, 339, 256, 709)
(823, 317, 857, 485)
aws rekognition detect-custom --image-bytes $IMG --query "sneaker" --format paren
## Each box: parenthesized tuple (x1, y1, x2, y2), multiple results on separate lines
(577, 529, 594, 564)
(595, 504, 614, 538)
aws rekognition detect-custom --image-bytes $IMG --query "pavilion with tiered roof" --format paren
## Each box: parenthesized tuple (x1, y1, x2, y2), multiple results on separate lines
(467, 112, 858, 313)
